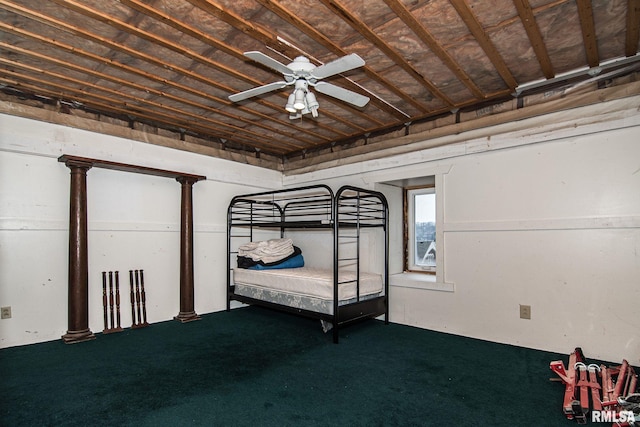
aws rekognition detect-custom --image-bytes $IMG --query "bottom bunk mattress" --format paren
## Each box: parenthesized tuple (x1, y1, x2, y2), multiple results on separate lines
(232, 267, 383, 315)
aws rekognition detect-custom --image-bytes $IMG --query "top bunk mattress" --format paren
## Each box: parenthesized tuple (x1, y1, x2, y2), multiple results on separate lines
(233, 267, 383, 301)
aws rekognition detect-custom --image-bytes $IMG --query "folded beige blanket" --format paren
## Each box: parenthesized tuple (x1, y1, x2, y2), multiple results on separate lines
(238, 238, 294, 264)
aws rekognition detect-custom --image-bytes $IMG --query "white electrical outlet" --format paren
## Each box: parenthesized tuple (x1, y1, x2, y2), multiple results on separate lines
(1, 306, 11, 319)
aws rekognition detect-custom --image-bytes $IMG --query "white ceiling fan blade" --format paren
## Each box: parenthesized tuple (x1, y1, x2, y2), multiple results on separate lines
(244, 51, 294, 75)
(228, 81, 288, 102)
(311, 53, 365, 80)
(314, 82, 370, 107)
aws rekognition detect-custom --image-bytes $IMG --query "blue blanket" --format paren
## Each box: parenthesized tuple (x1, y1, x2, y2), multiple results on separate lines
(248, 253, 304, 270)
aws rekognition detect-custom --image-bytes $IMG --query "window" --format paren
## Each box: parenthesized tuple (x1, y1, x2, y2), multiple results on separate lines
(405, 186, 436, 273)
(380, 166, 452, 291)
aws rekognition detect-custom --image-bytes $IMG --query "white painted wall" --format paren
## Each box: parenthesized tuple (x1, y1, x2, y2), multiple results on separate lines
(2, 96, 639, 366)
(285, 97, 640, 364)
(0, 113, 281, 347)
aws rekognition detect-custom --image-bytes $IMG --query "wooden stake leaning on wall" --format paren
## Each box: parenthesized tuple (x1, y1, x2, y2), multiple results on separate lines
(134, 270, 142, 326)
(102, 272, 108, 330)
(115, 271, 122, 330)
(102, 271, 123, 334)
(108, 271, 115, 330)
(130, 269, 149, 329)
(139, 269, 149, 327)
(129, 270, 137, 327)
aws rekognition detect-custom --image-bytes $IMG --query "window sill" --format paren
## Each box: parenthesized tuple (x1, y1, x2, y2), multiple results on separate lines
(390, 272, 455, 292)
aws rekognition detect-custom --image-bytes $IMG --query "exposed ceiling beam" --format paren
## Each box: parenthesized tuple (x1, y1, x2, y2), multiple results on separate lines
(50, 0, 253, 84)
(0, 25, 335, 150)
(319, 0, 456, 108)
(180, 0, 381, 132)
(575, 0, 600, 67)
(0, 0, 633, 165)
(512, 0, 555, 79)
(50, 0, 371, 135)
(122, 0, 385, 130)
(255, 0, 431, 117)
(53, 0, 376, 137)
(0, 40, 312, 152)
(627, 0, 640, 57)
(0, 73, 285, 153)
(0, 63, 304, 154)
(449, 0, 519, 89)
(383, 0, 485, 99)
(120, 0, 245, 60)
(0, 0, 345, 144)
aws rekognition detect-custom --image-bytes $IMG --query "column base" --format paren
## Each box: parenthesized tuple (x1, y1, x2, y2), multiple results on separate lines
(174, 311, 201, 323)
(62, 329, 96, 344)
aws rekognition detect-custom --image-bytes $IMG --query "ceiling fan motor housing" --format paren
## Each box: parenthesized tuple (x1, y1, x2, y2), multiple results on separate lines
(286, 56, 316, 80)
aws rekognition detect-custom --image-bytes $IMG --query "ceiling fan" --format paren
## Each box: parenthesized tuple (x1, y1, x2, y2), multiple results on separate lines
(228, 51, 370, 119)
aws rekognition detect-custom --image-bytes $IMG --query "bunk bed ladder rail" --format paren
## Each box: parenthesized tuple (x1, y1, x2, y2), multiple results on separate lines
(332, 186, 389, 343)
(332, 191, 339, 344)
(335, 191, 362, 301)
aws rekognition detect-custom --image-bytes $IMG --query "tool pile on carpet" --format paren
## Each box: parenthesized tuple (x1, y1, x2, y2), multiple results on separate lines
(551, 347, 639, 425)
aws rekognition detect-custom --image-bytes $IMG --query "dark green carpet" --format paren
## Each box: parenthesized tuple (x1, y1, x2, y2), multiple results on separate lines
(1, 306, 574, 426)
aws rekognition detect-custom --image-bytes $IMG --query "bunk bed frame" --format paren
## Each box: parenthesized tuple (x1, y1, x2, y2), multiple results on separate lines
(226, 184, 389, 343)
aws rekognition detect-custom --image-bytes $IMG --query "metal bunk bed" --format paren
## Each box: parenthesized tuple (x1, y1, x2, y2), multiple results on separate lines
(226, 184, 389, 343)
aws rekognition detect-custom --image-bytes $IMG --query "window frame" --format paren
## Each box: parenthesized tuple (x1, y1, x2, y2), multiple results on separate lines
(404, 184, 436, 275)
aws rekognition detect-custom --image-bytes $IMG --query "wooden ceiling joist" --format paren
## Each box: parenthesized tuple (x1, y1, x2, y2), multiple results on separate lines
(319, 0, 456, 108)
(182, 0, 396, 126)
(11, 0, 370, 137)
(0, 1, 363, 144)
(254, 0, 432, 117)
(0, 66, 301, 154)
(449, 0, 518, 89)
(114, 0, 383, 131)
(383, 0, 486, 99)
(576, 0, 600, 68)
(513, 0, 555, 79)
(626, 0, 640, 57)
(0, 23, 332, 149)
(0, 0, 635, 165)
(48, 0, 373, 134)
(0, 74, 278, 153)
(0, 43, 312, 152)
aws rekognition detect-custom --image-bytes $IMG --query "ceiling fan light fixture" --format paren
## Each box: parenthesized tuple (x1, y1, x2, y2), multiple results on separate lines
(293, 88, 306, 110)
(285, 93, 297, 113)
(306, 91, 319, 117)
